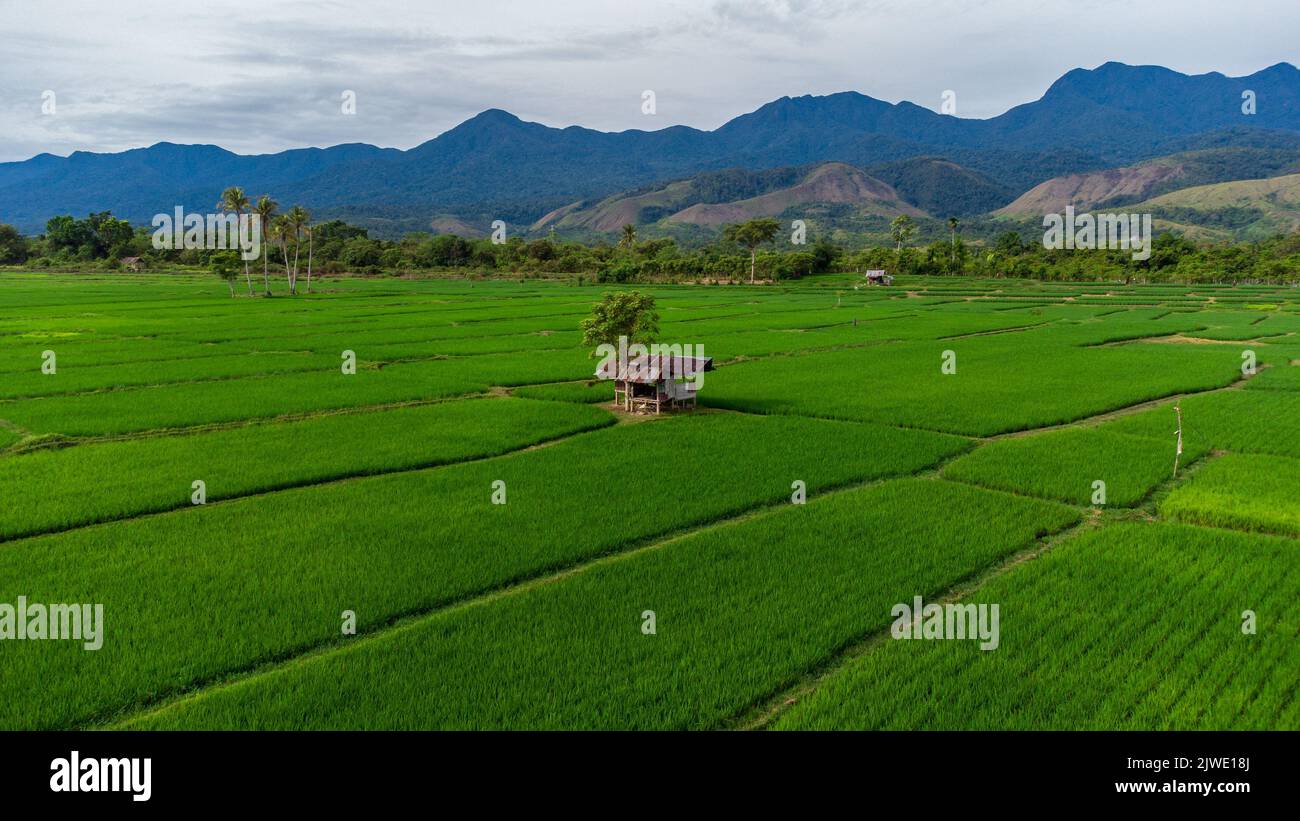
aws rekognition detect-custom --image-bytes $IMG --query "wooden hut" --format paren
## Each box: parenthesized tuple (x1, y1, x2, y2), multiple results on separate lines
(864, 269, 893, 285)
(595, 353, 714, 414)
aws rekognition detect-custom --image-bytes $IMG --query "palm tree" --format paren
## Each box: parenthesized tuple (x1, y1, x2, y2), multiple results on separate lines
(284, 205, 309, 294)
(304, 219, 315, 293)
(948, 217, 960, 263)
(253, 195, 278, 295)
(217, 187, 254, 296)
(271, 215, 292, 292)
(619, 223, 636, 250)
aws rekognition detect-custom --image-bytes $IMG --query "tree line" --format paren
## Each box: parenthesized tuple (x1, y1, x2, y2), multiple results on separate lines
(2, 211, 1298, 286)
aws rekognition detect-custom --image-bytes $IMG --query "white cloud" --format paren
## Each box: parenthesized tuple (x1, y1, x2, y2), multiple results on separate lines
(0, 0, 1295, 161)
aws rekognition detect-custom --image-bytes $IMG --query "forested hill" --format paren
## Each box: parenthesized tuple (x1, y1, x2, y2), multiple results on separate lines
(1, 62, 1298, 235)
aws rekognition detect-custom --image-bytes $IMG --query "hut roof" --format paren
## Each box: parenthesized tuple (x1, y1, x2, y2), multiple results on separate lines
(595, 354, 714, 384)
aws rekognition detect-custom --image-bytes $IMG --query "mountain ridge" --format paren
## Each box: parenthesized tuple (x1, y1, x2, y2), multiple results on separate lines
(1, 61, 1298, 235)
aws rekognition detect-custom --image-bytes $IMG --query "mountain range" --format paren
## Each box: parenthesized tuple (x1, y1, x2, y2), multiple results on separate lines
(1, 61, 1298, 237)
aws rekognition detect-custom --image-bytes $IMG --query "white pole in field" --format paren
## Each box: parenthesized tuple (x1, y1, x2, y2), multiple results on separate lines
(1172, 403, 1184, 478)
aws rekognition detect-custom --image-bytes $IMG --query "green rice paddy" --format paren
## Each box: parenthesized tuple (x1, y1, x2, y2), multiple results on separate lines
(0, 271, 1296, 730)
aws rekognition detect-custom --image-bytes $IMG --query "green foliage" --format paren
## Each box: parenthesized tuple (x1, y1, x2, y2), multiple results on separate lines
(414, 234, 473, 267)
(44, 211, 135, 259)
(995, 230, 1025, 256)
(722, 217, 781, 282)
(890, 214, 916, 249)
(722, 218, 780, 251)
(208, 250, 241, 295)
(579, 290, 659, 349)
(1151, 205, 1266, 230)
(680, 165, 805, 204)
(869, 156, 1015, 217)
(0, 223, 29, 264)
(810, 236, 840, 272)
(217, 186, 250, 216)
(9, 205, 1300, 285)
(340, 237, 383, 269)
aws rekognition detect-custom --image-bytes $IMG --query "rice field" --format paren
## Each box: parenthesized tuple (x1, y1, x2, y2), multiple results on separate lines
(1, 271, 1297, 731)
(774, 523, 1300, 730)
(942, 428, 1211, 506)
(126, 480, 1077, 730)
(1161, 453, 1300, 538)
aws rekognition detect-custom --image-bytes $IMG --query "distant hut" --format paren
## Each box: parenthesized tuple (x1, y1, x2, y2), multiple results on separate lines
(596, 352, 715, 414)
(864, 269, 893, 285)
(120, 256, 143, 272)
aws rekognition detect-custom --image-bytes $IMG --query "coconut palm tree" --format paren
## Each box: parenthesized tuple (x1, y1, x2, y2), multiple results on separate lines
(217, 186, 254, 296)
(271, 215, 292, 292)
(253, 195, 278, 295)
(619, 223, 636, 250)
(948, 216, 960, 263)
(305, 220, 315, 293)
(283, 205, 309, 294)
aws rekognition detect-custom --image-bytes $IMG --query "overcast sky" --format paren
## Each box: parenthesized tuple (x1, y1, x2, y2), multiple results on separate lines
(1, 0, 1296, 163)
